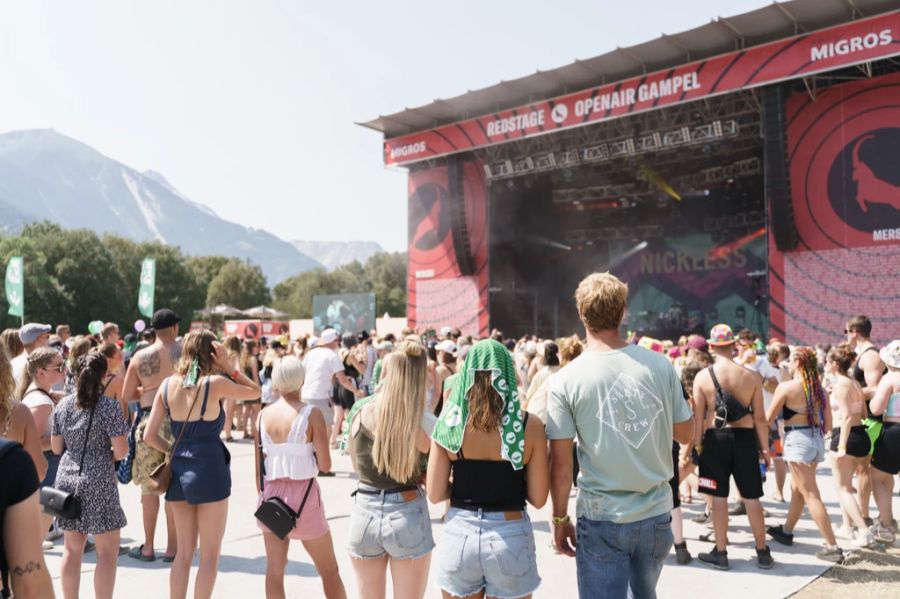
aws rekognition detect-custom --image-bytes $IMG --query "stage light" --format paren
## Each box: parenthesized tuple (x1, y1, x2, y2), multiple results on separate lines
(557, 150, 580, 167)
(489, 160, 514, 178)
(608, 240, 649, 269)
(609, 139, 636, 158)
(583, 144, 609, 162)
(513, 157, 534, 174)
(533, 153, 555, 170)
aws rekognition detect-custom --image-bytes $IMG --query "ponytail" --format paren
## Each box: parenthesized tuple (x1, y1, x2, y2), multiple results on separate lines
(76, 353, 108, 410)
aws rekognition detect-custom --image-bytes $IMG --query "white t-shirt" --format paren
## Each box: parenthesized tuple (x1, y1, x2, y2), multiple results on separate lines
(21, 388, 56, 436)
(10, 352, 27, 385)
(745, 357, 780, 411)
(301, 347, 344, 400)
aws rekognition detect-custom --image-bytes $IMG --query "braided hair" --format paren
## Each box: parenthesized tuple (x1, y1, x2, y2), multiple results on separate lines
(794, 347, 827, 434)
(76, 353, 108, 410)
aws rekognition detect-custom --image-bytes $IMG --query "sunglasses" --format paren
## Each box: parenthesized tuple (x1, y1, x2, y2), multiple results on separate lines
(43, 363, 65, 373)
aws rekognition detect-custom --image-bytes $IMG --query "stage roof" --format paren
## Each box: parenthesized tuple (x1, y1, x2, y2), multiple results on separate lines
(359, 0, 899, 139)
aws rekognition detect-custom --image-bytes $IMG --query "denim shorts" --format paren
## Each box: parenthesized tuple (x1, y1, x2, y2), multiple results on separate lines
(783, 427, 826, 464)
(347, 486, 434, 560)
(436, 507, 540, 599)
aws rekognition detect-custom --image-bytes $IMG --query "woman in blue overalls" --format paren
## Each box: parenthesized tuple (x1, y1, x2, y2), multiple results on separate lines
(144, 330, 260, 599)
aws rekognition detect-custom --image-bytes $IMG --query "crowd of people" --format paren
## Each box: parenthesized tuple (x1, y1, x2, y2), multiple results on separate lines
(1, 272, 899, 599)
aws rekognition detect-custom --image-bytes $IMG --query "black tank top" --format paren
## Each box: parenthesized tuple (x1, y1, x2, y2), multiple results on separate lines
(852, 346, 879, 386)
(450, 414, 528, 512)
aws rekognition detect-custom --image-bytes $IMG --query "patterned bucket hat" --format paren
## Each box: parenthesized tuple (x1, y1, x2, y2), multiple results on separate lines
(707, 324, 735, 346)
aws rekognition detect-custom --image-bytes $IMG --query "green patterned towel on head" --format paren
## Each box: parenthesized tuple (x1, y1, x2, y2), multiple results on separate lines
(432, 339, 525, 470)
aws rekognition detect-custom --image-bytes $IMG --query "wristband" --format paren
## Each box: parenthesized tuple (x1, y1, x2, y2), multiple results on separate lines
(230, 369, 240, 380)
(552, 515, 570, 525)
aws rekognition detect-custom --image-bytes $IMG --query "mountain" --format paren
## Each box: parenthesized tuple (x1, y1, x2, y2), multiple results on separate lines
(291, 240, 385, 270)
(0, 129, 321, 283)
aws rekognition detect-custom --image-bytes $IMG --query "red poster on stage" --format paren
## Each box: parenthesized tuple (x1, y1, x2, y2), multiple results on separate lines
(384, 11, 900, 166)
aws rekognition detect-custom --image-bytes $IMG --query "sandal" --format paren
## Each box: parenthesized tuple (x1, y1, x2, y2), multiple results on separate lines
(161, 554, 176, 563)
(127, 544, 156, 562)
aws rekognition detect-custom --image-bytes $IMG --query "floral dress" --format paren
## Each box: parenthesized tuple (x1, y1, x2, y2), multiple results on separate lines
(51, 394, 129, 534)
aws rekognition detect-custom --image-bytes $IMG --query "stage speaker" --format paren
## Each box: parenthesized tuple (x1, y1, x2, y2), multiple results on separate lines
(762, 85, 798, 251)
(447, 157, 477, 275)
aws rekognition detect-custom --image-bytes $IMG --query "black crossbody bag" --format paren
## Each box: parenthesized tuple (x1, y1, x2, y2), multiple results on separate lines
(40, 405, 96, 519)
(253, 414, 314, 540)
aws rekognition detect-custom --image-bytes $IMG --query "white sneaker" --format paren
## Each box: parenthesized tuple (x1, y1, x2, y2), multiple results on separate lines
(870, 524, 895, 544)
(834, 524, 856, 540)
(851, 529, 876, 548)
(45, 522, 63, 542)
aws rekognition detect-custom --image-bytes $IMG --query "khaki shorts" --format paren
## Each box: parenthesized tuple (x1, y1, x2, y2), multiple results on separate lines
(133, 410, 172, 496)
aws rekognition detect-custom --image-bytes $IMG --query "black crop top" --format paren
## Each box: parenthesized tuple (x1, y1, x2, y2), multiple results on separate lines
(709, 365, 752, 425)
(450, 414, 528, 512)
(781, 405, 803, 420)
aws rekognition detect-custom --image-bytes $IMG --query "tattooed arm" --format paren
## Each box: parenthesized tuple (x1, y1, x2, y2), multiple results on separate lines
(3, 489, 54, 598)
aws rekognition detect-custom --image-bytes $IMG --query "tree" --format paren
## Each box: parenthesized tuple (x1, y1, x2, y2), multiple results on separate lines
(206, 259, 271, 309)
(272, 252, 407, 319)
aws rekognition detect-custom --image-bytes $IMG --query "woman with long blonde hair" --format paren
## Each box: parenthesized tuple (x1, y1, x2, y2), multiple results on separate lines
(346, 340, 433, 599)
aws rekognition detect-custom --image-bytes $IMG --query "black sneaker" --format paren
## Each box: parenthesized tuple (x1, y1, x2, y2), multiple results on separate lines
(766, 524, 794, 546)
(756, 545, 774, 569)
(728, 502, 747, 516)
(698, 547, 729, 570)
(863, 516, 874, 527)
(674, 542, 692, 565)
(815, 545, 844, 563)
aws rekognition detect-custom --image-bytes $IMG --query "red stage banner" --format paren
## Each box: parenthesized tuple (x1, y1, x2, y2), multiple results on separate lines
(384, 11, 900, 166)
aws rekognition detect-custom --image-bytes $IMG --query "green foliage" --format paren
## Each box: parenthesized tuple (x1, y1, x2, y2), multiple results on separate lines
(206, 259, 271, 309)
(0, 222, 407, 332)
(273, 251, 407, 318)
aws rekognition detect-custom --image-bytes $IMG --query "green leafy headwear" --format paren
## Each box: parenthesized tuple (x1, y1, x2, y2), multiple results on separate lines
(432, 339, 525, 470)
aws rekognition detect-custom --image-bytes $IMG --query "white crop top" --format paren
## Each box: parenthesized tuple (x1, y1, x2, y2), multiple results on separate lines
(260, 404, 318, 481)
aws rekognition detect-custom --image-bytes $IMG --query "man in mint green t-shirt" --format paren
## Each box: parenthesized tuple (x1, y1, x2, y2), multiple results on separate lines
(547, 272, 693, 599)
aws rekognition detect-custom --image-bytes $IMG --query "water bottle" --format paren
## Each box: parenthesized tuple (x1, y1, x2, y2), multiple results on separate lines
(759, 460, 767, 483)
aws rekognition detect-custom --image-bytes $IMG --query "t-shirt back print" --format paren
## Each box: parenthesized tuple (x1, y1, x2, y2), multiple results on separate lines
(597, 372, 664, 449)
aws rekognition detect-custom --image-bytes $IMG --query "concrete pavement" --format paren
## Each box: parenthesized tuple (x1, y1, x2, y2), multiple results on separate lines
(43, 440, 899, 598)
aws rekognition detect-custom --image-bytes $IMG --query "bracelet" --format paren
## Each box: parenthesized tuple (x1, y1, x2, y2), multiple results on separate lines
(552, 515, 570, 525)
(230, 369, 240, 380)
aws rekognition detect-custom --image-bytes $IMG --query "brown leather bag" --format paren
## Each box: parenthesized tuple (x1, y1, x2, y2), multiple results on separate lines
(147, 378, 205, 494)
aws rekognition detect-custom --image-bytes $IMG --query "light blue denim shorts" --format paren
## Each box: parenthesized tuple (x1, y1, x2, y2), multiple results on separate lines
(347, 486, 434, 560)
(436, 507, 540, 599)
(783, 426, 826, 464)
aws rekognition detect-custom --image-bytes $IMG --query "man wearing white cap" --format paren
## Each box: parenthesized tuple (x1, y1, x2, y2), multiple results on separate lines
(302, 328, 365, 444)
(11, 323, 52, 383)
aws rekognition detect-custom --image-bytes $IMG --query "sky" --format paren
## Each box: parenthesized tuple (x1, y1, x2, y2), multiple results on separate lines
(0, 0, 772, 252)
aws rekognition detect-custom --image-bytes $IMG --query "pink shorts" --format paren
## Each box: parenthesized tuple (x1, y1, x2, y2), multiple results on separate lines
(257, 478, 330, 541)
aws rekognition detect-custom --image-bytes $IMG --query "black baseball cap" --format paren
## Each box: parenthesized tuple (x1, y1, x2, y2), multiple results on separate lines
(151, 308, 181, 330)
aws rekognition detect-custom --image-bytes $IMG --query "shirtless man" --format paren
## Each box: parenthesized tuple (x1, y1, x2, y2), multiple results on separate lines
(692, 324, 773, 570)
(121, 308, 182, 562)
(845, 315, 887, 525)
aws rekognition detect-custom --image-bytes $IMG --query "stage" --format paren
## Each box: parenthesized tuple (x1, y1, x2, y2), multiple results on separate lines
(362, 1, 900, 344)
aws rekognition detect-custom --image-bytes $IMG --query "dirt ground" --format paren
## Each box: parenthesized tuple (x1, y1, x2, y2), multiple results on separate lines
(791, 545, 900, 597)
